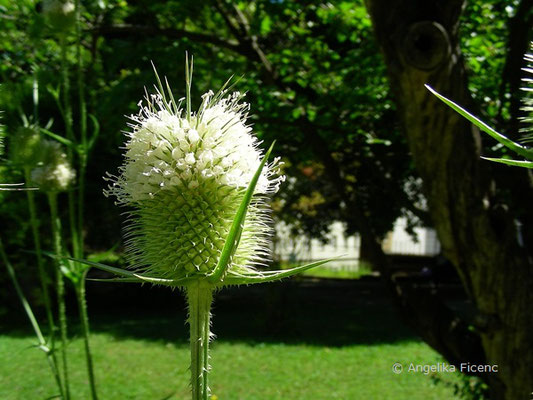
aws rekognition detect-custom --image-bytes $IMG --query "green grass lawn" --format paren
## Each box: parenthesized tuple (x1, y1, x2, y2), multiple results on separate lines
(0, 281, 463, 399)
(301, 265, 374, 280)
(0, 333, 461, 399)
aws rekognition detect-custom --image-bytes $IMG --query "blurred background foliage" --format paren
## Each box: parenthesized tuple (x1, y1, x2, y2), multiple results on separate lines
(0, 0, 526, 304)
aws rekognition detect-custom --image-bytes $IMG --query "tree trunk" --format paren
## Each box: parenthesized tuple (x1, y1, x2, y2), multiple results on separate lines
(365, 1, 533, 399)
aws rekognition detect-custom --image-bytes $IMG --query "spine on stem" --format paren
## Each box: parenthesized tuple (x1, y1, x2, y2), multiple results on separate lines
(186, 282, 214, 400)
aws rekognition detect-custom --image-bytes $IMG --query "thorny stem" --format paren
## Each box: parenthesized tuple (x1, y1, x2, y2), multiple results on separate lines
(24, 167, 56, 339)
(0, 237, 65, 399)
(48, 193, 71, 400)
(61, 7, 98, 396)
(59, 34, 80, 267)
(186, 281, 213, 400)
(75, 276, 98, 400)
(59, 36, 74, 152)
(75, 0, 87, 262)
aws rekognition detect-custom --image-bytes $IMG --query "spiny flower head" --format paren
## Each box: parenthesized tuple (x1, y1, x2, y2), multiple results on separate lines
(105, 79, 284, 281)
(9, 126, 42, 169)
(30, 139, 75, 192)
(519, 42, 533, 144)
(42, 0, 76, 33)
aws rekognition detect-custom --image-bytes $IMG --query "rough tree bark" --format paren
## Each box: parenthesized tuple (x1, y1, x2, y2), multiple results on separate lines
(365, 1, 533, 399)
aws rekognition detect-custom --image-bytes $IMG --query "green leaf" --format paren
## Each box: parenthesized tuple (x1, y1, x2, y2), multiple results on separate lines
(223, 257, 341, 285)
(207, 142, 275, 284)
(0, 183, 37, 191)
(39, 127, 75, 148)
(87, 277, 147, 283)
(260, 15, 272, 35)
(87, 114, 100, 150)
(481, 157, 533, 168)
(185, 53, 193, 121)
(207, 74, 243, 109)
(44, 253, 190, 285)
(46, 85, 61, 102)
(425, 85, 533, 160)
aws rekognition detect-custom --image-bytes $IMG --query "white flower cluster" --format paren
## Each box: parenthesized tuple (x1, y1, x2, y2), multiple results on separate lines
(43, 0, 75, 16)
(31, 140, 76, 192)
(43, 0, 76, 33)
(108, 90, 284, 203)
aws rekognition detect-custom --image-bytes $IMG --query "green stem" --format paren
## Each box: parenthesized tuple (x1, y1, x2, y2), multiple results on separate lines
(59, 35, 74, 151)
(24, 168, 56, 339)
(48, 193, 71, 400)
(75, 277, 98, 400)
(75, 0, 86, 149)
(68, 190, 79, 259)
(75, 0, 87, 261)
(186, 282, 213, 400)
(77, 161, 86, 258)
(59, 34, 80, 264)
(0, 237, 65, 399)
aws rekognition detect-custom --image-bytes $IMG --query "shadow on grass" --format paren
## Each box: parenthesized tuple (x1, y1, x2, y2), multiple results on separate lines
(2, 277, 434, 347)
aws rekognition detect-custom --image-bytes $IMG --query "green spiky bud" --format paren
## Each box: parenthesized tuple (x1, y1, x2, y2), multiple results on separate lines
(105, 85, 284, 281)
(519, 42, 533, 144)
(9, 126, 42, 169)
(30, 139, 75, 192)
(42, 0, 76, 33)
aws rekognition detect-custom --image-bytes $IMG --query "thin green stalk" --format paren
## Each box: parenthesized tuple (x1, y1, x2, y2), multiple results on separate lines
(0, 237, 65, 399)
(186, 281, 213, 400)
(75, 0, 87, 260)
(74, 5, 97, 394)
(48, 193, 71, 400)
(75, 276, 98, 400)
(24, 168, 56, 338)
(76, 160, 86, 258)
(75, 0, 86, 149)
(62, 9, 98, 397)
(67, 185, 80, 263)
(59, 35, 74, 149)
(59, 34, 80, 264)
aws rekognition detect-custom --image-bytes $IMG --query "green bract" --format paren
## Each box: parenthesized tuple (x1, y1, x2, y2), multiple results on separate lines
(426, 42, 533, 169)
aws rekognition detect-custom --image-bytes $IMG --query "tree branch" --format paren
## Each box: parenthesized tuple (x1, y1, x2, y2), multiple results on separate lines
(212, 0, 246, 39)
(94, 24, 243, 54)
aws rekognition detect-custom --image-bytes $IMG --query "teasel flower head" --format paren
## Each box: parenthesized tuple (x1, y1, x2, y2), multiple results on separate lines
(1, 119, 37, 192)
(519, 42, 533, 144)
(30, 139, 75, 193)
(42, 0, 76, 33)
(72, 65, 332, 400)
(105, 75, 285, 282)
(9, 126, 42, 169)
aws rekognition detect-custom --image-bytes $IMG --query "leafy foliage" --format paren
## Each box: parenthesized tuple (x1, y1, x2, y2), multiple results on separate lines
(0, 0, 525, 266)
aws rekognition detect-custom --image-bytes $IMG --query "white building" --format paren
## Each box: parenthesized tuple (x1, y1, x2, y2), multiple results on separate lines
(273, 218, 441, 271)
